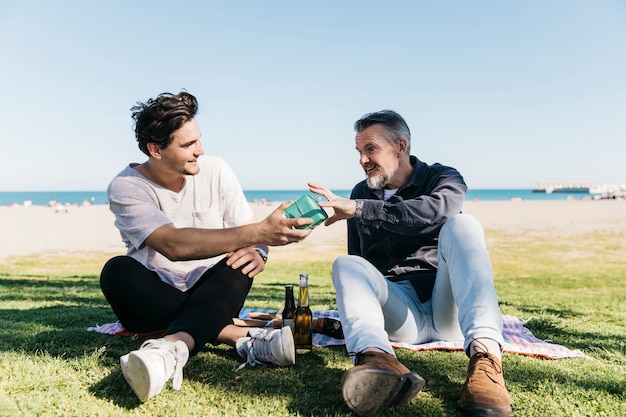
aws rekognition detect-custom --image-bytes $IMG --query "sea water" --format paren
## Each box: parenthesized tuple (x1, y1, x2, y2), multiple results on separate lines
(0, 189, 597, 207)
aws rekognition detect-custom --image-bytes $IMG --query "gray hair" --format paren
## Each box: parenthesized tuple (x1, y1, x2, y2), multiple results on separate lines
(354, 109, 411, 153)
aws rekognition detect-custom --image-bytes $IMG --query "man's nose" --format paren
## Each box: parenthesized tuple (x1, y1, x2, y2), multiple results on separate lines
(195, 142, 204, 156)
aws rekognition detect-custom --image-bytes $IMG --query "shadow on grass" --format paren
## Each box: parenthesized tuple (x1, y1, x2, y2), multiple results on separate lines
(89, 344, 353, 413)
(400, 351, 468, 416)
(401, 347, 625, 416)
(206, 345, 624, 417)
(500, 300, 625, 356)
(3, 273, 623, 415)
(8, 299, 618, 416)
(502, 355, 625, 396)
(0, 275, 105, 304)
(90, 366, 139, 409)
(0, 304, 137, 358)
(193, 346, 351, 416)
(189, 346, 469, 416)
(88, 342, 467, 415)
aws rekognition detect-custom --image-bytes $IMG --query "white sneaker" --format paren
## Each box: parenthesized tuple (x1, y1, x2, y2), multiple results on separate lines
(235, 327, 296, 371)
(120, 338, 189, 402)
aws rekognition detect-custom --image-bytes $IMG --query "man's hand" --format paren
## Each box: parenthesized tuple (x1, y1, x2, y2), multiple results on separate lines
(255, 201, 313, 245)
(226, 246, 265, 278)
(308, 182, 357, 226)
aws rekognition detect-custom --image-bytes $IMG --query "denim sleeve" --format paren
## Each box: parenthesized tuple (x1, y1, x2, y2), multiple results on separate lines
(360, 173, 467, 236)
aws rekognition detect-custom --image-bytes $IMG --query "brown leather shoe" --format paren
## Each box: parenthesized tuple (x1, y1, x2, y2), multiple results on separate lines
(341, 351, 425, 417)
(458, 352, 512, 416)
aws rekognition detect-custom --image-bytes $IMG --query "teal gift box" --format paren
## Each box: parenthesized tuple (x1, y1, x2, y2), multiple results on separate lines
(284, 195, 328, 229)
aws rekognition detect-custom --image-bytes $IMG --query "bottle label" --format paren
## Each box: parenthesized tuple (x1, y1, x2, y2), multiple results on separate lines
(294, 309, 312, 353)
(283, 318, 295, 333)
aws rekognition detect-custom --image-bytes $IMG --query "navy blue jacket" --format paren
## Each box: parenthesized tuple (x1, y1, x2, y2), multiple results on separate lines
(347, 156, 467, 301)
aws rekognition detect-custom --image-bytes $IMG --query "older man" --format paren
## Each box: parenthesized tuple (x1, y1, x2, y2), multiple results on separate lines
(309, 110, 511, 416)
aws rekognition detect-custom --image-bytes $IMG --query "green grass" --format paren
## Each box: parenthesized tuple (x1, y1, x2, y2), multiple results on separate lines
(1, 228, 625, 416)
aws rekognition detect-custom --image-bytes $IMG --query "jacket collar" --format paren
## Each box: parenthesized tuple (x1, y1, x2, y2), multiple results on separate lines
(370, 155, 423, 199)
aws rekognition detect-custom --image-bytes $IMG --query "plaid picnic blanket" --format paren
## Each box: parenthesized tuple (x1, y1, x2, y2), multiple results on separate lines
(88, 308, 587, 360)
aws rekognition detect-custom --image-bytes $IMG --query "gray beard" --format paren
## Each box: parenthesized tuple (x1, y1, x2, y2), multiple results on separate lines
(366, 167, 395, 189)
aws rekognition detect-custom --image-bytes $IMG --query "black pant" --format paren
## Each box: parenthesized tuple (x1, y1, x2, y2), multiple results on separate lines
(100, 256, 253, 355)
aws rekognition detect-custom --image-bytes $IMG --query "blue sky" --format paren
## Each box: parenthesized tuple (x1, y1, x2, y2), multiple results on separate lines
(1, 1, 624, 191)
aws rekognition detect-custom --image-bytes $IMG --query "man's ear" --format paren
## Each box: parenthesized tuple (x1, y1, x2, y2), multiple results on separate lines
(398, 138, 408, 154)
(146, 142, 162, 159)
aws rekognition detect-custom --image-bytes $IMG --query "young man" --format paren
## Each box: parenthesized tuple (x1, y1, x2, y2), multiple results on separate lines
(100, 91, 313, 402)
(309, 110, 511, 416)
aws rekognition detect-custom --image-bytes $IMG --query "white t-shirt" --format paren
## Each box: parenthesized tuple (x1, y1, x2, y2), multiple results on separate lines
(107, 155, 254, 291)
(384, 188, 398, 200)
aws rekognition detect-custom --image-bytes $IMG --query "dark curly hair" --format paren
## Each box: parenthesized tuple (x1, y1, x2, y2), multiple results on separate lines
(131, 91, 199, 156)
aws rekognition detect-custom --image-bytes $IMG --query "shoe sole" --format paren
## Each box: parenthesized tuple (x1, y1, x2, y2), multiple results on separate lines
(387, 371, 426, 407)
(457, 401, 512, 417)
(341, 368, 425, 417)
(120, 352, 161, 402)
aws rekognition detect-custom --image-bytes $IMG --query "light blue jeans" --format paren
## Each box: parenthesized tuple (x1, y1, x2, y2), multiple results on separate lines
(332, 214, 503, 361)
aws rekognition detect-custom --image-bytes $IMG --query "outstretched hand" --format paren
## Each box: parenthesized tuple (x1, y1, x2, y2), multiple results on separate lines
(256, 201, 313, 245)
(308, 182, 357, 226)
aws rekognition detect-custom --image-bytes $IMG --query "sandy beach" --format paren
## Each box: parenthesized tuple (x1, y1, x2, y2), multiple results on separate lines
(1, 199, 624, 261)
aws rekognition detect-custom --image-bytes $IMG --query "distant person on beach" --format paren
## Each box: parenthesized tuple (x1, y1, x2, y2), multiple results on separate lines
(309, 110, 511, 416)
(100, 91, 313, 402)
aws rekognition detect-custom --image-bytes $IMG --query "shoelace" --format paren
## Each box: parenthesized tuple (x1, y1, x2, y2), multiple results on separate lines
(139, 339, 186, 390)
(235, 329, 274, 371)
(469, 339, 503, 383)
(471, 352, 503, 384)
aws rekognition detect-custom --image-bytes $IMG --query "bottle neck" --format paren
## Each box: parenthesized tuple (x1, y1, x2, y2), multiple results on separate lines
(285, 287, 295, 309)
(298, 284, 309, 308)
